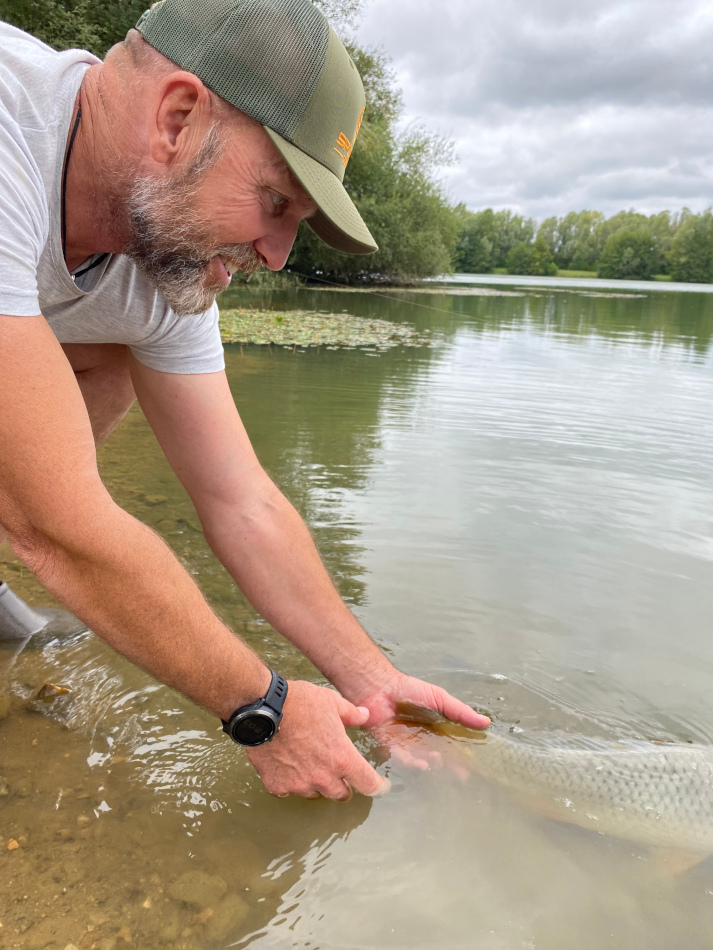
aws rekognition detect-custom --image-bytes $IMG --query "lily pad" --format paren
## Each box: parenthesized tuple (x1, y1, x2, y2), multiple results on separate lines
(219, 308, 433, 351)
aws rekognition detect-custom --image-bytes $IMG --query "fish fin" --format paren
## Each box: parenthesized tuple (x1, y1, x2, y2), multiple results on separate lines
(506, 790, 581, 827)
(651, 848, 709, 877)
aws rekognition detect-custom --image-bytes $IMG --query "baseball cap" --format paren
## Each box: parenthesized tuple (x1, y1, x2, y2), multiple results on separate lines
(136, 0, 377, 254)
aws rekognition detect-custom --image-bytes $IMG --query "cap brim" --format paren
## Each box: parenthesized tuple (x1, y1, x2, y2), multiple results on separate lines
(263, 127, 378, 256)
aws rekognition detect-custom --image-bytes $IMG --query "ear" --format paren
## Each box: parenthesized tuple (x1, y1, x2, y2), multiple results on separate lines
(149, 72, 211, 166)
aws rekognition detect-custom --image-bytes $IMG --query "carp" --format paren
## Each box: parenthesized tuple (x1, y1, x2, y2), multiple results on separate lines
(395, 701, 713, 864)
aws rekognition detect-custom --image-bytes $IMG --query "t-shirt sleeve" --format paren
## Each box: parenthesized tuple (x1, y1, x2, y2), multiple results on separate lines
(0, 110, 47, 316)
(130, 300, 226, 374)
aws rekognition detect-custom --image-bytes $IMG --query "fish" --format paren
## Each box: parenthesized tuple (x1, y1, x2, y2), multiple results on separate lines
(395, 701, 713, 864)
(34, 682, 72, 703)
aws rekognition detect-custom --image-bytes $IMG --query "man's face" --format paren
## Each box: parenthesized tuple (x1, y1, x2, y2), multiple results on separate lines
(123, 119, 317, 316)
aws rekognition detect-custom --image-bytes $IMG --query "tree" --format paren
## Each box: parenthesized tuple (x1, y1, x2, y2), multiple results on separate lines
(0, 0, 145, 56)
(536, 216, 559, 262)
(668, 211, 713, 283)
(566, 211, 605, 271)
(453, 208, 496, 273)
(529, 235, 557, 276)
(491, 211, 535, 267)
(597, 229, 658, 280)
(505, 242, 532, 275)
(313, 0, 365, 30)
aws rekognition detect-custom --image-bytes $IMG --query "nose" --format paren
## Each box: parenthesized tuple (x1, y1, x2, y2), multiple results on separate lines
(254, 220, 300, 272)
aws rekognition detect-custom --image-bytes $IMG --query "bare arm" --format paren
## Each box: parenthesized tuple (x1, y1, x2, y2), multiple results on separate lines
(1, 316, 385, 798)
(129, 357, 395, 699)
(130, 358, 490, 777)
(0, 316, 272, 714)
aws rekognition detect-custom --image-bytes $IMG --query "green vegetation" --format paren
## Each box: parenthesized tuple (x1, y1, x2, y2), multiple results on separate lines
(219, 308, 434, 350)
(0, 0, 145, 55)
(456, 207, 713, 283)
(668, 211, 713, 283)
(504, 235, 557, 277)
(597, 229, 658, 280)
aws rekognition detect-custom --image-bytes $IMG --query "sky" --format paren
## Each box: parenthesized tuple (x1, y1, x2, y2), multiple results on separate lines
(354, 0, 713, 220)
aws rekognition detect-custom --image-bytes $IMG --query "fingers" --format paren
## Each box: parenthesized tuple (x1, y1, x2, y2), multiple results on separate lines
(342, 742, 391, 797)
(315, 778, 354, 802)
(431, 686, 491, 730)
(336, 696, 370, 728)
(248, 681, 387, 802)
(374, 721, 473, 780)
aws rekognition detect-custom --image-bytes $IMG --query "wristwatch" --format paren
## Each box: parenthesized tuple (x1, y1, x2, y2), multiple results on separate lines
(222, 671, 288, 747)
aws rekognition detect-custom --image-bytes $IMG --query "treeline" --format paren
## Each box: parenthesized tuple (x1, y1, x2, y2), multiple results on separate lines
(455, 207, 713, 282)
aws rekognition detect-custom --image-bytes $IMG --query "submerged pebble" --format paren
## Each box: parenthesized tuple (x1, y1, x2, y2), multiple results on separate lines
(168, 870, 228, 910)
(205, 893, 250, 942)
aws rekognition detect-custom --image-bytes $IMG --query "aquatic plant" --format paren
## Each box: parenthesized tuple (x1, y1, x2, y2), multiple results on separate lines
(219, 308, 433, 351)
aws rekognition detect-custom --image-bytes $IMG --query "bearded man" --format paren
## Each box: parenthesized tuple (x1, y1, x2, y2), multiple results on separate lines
(0, 0, 489, 801)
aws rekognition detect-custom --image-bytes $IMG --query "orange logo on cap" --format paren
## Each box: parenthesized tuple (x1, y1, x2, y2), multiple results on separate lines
(333, 107, 365, 168)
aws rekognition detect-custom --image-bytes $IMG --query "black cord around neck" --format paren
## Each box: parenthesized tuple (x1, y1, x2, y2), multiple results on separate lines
(61, 105, 82, 261)
(61, 104, 109, 280)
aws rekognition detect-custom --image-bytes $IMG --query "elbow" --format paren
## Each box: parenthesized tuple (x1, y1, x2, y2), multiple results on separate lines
(200, 480, 287, 552)
(4, 489, 126, 585)
(6, 521, 69, 592)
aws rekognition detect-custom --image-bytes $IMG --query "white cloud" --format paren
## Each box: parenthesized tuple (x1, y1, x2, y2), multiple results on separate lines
(355, 0, 713, 217)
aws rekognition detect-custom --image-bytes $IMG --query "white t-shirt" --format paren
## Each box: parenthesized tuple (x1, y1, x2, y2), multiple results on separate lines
(0, 21, 225, 374)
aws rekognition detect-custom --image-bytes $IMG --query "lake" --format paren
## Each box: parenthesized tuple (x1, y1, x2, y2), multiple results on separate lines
(2, 281, 713, 949)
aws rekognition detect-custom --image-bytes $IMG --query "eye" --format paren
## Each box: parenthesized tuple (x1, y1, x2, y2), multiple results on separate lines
(268, 191, 287, 216)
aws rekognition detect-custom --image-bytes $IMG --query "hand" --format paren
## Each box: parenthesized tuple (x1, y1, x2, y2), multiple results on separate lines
(246, 680, 390, 801)
(351, 671, 491, 776)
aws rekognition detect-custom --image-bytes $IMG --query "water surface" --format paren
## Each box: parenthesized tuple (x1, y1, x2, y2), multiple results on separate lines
(2, 283, 713, 949)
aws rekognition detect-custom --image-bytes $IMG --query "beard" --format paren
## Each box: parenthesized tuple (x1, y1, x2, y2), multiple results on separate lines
(122, 131, 263, 316)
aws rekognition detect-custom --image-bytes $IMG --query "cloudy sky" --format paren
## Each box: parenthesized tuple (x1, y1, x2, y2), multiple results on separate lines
(354, 0, 713, 220)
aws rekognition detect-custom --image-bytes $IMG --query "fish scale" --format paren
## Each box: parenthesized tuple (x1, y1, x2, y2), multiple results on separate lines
(395, 703, 713, 855)
(470, 730, 713, 853)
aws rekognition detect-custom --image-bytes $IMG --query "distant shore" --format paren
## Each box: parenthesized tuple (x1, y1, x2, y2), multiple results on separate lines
(428, 273, 713, 294)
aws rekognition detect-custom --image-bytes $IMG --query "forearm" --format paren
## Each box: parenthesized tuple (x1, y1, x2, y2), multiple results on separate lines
(200, 483, 396, 702)
(10, 499, 270, 720)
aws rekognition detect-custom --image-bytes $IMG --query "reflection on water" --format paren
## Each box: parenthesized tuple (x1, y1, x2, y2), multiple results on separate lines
(3, 285, 713, 948)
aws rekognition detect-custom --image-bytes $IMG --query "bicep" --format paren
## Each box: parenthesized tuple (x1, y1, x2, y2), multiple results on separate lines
(128, 355, 269, 513)
(0, 315, 109, 547)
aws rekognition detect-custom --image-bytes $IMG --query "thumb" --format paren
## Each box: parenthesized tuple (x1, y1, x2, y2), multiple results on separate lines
(336, 695, 370, 728)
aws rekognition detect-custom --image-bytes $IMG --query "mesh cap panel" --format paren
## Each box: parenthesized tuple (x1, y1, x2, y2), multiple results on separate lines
(138, 0, 329, 139)
(136, 0, 378, 254)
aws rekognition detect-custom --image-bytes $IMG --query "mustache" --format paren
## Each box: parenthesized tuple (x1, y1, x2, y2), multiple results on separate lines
(213, 242, 263, 277)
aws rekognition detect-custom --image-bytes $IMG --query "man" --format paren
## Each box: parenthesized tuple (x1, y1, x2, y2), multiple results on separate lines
(0, 0, 490, 801)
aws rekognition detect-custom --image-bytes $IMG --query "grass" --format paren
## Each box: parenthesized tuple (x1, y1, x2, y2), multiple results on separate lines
(556, 269, 598, 278)
(462, 269, 674, 282)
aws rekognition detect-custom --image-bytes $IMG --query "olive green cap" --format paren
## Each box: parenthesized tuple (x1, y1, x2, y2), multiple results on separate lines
(136, 0, 377, 254)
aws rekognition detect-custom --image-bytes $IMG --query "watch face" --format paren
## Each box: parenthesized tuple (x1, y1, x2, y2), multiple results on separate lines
(230, 711, 277, 746)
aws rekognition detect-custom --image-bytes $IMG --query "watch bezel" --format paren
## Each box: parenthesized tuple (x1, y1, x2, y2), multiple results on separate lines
(227, 707, 280, 747)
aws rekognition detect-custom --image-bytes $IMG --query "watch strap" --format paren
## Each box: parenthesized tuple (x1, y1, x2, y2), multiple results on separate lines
(221, 670, 288, 731)
(262, 670, 288, 716)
